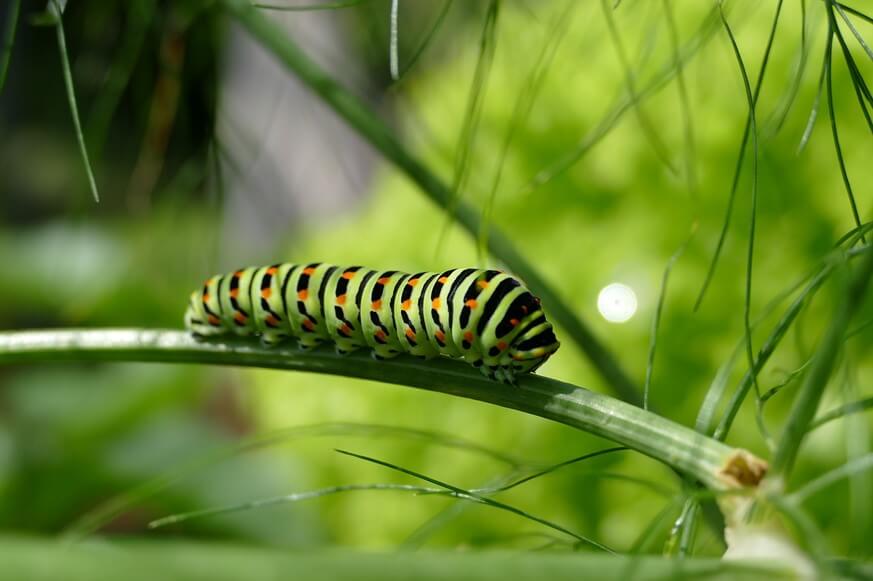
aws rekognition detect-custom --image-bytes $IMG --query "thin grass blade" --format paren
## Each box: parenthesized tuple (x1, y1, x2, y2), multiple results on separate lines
(694, 0, 783, 311)
(519, 7, 720, 196)
(52, 0, 100, 203)
(600, 0, 676, 174)
(437, 0, 499, 257)
(397, 0, 454, 79)
(824, 19, 865, 243)
(336, 448, 616, 552)
(662, 0, 698, 196)
(644, 226, 694, 410)
(788, 457, 873, 505)
(149, 483, 442, 528)
(478, 0, 575, 259)
(64, 421, 524, 541)
(808, 396, 873, 432)
(770, 247, 873, 481)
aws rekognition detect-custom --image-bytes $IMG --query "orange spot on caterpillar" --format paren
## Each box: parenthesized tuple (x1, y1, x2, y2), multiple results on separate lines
(477, 280, 489, 289)
(378, 277, 391, 285)
(234, 270, 244, 277)
(510, 318, 520, 326)
(464, 331, 474, 343)
(374, 329, 387, 340)
(465, 299, 478, 309)
(438, 276, 448, 284)
(496, 340, 508, 351)
(342, 271, 356, 280)
(402, 299, 412, 310)
(303, 267, 315, 275)
(202, 294, 210, 303)
(234, 312, 247, 324)
(434, 330, 445, 343)
(229, 288, 239, 298)
(298, 289, 309, 300)
(207, 315, 221, 326)
(405, 327, 416, 339)
(340, 323, 352, 336)
(266, 267, 278, 275)
(336, 294, 347, 305)
(303, 319, 315, 331)
(408, 278, 419, 287)
(265, 314, 279, 326)
(261, 288, 272, 299)
(431, 298, 441, 309)
(371, 300, 382, 310)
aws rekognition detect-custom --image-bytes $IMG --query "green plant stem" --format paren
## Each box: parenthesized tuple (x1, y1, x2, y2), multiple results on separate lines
(770, 247, 873, 483)
(221, 0, 642, 406)
(789, 453, 873, 504)
(0, 328, 762, 494)
(712, 260, 834, 441)
(53, 0, 100, 203)
(0, 535, 801, 581)
(808, 396, 873, 432)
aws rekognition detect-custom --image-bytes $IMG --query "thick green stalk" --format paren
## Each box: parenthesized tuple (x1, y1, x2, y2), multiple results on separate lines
(0, 535, 800, 581)
(221, 0, 642, 406)
(0, 328, 764, 494)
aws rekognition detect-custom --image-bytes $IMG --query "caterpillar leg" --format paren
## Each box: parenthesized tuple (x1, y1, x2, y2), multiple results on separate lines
(297, 337, 324, 351)
(334, 335, 365, 356)
(336, 344, 362, 356)
(478, 363, 497, 381)
(476, 362, 516, 385)
(370, 347, 401, 361)
(494, 366, 517, 386)
(260, 332, 289, 347)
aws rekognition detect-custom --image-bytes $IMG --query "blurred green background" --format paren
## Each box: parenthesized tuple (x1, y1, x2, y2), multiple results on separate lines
(0, 0, 871, 558)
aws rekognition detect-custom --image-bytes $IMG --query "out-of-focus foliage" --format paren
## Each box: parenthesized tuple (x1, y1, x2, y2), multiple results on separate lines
(0, 0, 871, 563)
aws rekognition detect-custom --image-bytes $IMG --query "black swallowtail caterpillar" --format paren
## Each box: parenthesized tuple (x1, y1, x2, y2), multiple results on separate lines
(185, 263, 560, 383)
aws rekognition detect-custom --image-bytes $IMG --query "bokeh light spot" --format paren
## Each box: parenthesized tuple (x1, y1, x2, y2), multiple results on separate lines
(597, 283, 638, 323)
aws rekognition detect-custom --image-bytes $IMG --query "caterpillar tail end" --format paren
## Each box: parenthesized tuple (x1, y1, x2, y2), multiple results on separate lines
(184, 293, 222, 339)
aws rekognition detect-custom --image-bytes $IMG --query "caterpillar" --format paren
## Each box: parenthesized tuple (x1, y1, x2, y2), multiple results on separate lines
(184, 263, 560, 383)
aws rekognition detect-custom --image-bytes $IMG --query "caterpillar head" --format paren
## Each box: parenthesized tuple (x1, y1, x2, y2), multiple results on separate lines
(508, 319, 560, 374)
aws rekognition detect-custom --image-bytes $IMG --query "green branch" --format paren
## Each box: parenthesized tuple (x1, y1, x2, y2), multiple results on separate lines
(0, 328, 765, 495)
(220, 0, 642, 406)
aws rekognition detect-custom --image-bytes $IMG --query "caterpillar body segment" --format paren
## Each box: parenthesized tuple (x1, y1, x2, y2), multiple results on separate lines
(185, 263, 560, 383)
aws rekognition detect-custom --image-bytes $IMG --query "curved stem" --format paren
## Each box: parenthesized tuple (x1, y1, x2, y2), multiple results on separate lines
(0, 328, 764, 495)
